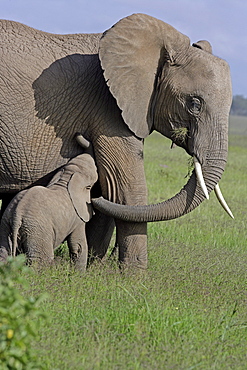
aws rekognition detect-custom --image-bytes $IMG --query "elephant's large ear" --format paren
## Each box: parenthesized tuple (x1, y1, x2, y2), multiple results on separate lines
(99, 13, 190, 138)
(68, 173, 94, 223)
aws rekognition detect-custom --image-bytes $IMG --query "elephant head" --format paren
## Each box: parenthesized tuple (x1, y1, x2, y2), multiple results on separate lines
(67, 152, 98, 222)
(48, 148, 98, 223)
(92, 13, 233, 222)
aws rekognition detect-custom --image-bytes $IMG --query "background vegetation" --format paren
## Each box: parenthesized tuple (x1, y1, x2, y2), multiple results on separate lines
(0, 256, 46, 369)
(230, 95, 247, 116)
(1, 115, 247, 369)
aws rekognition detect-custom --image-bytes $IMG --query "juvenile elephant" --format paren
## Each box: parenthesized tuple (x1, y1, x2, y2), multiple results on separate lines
(0, 13, 233, 269)
(0, 141, 98, 270)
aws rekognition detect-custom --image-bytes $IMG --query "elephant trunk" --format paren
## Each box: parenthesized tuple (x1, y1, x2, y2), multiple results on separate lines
(92, 152, 230, 222)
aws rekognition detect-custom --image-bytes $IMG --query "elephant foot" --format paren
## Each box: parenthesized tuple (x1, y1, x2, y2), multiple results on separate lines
(116, 221, 148, 270)
(118, 249, 148, 270)
(119, 257, 148, 271)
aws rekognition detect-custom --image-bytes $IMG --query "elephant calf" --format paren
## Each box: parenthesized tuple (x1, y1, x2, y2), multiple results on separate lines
(0, 149, 98, 270)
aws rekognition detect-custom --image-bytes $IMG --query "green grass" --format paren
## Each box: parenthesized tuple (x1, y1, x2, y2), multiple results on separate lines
(229, 115, 247, 136)
(5, 116, 247, 369)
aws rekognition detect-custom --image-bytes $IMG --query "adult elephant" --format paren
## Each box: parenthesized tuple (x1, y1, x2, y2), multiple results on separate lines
(0, 13, 232, 269)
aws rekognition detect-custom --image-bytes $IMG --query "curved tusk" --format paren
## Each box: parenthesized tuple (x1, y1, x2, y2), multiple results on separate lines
(214, 184, 234, 219)
(75, 133, 90, 148)
(193, 156, 209, 200)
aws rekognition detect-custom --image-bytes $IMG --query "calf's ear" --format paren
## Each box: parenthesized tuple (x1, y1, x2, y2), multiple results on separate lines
(68, 173, 94, 222)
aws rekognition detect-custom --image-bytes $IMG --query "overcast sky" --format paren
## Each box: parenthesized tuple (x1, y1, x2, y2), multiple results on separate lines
(1, 0, 246, 96)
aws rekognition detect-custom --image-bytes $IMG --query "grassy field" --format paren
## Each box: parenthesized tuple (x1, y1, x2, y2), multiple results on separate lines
(8, 116, 247, 369)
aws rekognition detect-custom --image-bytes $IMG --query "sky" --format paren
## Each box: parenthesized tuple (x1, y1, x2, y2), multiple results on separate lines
(1, 0, 246, 97)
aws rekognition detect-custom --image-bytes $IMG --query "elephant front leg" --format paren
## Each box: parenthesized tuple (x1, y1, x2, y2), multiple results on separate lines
(67, 224, 88, 272)
(115, 220, 148, 269)
(86, 211, 115, 261)
(94, 133, 148, 269)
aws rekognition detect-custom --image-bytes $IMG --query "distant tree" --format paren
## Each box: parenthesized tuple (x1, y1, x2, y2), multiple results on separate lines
(231, 95, 247, 116)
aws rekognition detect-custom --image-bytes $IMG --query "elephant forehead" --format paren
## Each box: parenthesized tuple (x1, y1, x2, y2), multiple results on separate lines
(66, 162, 97, 176)
(168, 54, 231, 102)
(67, 163, 98, 184)
(77, 160, 97, 176)
(68, 155, 95, 168)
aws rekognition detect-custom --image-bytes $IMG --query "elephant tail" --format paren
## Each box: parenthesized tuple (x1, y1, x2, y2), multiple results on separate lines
(0, 194, 25, 260)
(11, 214, 22, 257)
(0, 214, 21, 261)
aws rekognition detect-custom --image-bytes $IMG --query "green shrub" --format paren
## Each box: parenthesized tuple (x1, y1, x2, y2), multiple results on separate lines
(0, 256, 47, 370)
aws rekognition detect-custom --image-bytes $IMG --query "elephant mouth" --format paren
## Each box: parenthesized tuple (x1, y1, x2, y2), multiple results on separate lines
(193, 156, 233, 218)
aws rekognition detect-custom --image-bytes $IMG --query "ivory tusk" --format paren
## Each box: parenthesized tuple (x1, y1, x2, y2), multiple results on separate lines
(193, 156, 209, 200)
(75, 133, 90, 148)
(214, 183, 234, 219)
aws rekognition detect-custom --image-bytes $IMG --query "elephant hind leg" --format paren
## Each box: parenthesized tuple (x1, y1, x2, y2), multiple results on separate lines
(0, 193, 16, 220)
(0, 229, 13, 262)
(0, 245, 9, 263)
(24, 239, 54, 266)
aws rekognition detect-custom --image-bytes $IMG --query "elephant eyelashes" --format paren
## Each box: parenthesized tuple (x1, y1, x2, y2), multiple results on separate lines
(188, 97, 202, 115)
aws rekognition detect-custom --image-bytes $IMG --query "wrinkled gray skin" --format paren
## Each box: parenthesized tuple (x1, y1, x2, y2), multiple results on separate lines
(0, 14, 232, 269)
(0, 152, 98, 270)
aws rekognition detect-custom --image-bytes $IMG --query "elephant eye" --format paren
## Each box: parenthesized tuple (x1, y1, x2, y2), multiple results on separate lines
(188, 97, 202, 114)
